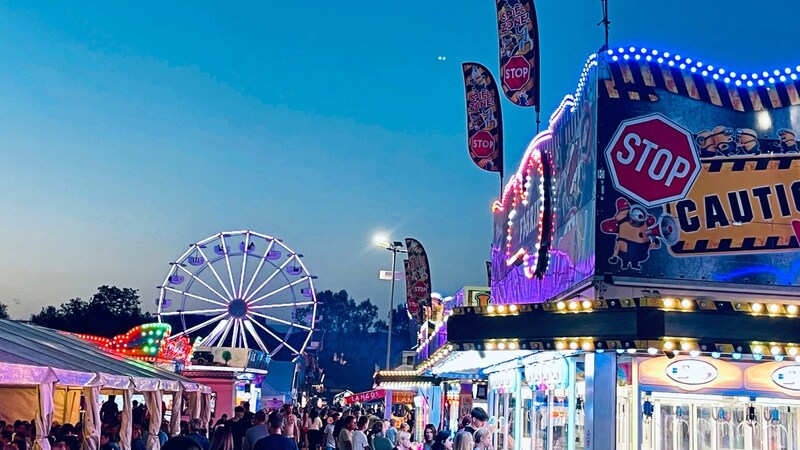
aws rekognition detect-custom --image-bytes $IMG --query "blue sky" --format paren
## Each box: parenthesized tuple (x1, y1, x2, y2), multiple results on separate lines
(0, 0, 797, 319)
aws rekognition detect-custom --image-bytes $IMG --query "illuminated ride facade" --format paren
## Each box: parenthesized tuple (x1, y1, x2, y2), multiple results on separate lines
(383, 48, 800, 450)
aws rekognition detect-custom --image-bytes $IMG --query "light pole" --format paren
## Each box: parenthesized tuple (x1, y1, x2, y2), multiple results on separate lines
(373, 235, 407, 370)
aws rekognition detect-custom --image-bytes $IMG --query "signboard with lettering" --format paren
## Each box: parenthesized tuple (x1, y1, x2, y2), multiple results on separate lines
(596, 52, 800, 289)
(344, 389, 385, 405)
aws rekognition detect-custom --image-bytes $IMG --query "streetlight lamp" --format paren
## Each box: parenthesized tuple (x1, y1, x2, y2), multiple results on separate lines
(373, 234, 407, 370)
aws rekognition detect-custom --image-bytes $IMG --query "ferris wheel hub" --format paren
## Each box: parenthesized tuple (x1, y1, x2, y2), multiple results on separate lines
(228, 299, 248, 318)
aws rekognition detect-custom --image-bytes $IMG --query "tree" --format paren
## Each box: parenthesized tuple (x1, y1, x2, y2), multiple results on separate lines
(0, 302, 8, 320)
(298, 290, 386, 392)
(222, 350, 232, 366)
(31, 286, 151, 337)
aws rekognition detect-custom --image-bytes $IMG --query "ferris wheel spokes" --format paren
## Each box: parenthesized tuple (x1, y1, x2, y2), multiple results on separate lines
(243, 320, 269, 354)
(194, 245, 235, 301)
(217, 318, 234, 347)
(238, 232, 251, 298)
(173, 264, 231, 304)
(243, 254, 297, 303)
(159, 308, 227, 316)
(172, 313, 227, 339)
(231, 318, 241, 348)
(239, 319, 250, 348)
(249, 275, 311, 305)
(248, 300, 315, 310)
(248, 314, 301, 355)
(201, 318, 231, 346)
(242, 239, 276, 300)
(162, 286, 227, 307)
(250, 310, 312, 331)
(219, 234, 238, 298)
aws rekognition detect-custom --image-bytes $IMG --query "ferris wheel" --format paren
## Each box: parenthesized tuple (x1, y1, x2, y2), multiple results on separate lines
(156, 230, 318, 357)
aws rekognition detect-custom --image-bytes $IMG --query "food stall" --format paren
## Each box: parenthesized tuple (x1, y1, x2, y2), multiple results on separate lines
(419, 44, 800, 450)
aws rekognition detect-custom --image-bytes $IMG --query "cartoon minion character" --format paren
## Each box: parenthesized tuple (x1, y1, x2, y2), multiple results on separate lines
(601, 198, 659, 270)
(734, 128, 760, 155)
(694, 126, 734, 157)
(779, 128, 799, 153)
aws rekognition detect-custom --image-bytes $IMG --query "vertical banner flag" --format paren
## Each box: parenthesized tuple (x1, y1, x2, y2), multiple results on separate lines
(496, 0, 540, 109)
(404, 238, 432, 324)
(403, 260, 419, 321)
(463, 63, 504, 174)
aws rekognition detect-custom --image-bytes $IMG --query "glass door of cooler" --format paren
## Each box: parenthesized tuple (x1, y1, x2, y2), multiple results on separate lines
(642, 395, 800, 450)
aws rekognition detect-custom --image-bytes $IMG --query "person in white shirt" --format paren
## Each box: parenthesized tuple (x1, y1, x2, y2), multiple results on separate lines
(351, 417, 370, 450)
(324, 413, 340, 450)
(338, 416, 356, 450)
(307, 410, 324, 450)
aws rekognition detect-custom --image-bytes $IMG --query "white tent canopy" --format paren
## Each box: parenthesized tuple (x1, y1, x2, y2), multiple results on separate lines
(0, 320, 212, 450)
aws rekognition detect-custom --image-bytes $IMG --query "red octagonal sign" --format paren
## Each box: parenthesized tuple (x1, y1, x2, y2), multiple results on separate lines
(604, 113, 700, 207)
(470, 130, 496, 158)
(412, 281, 427, 299)
(503, 55, 530, 91)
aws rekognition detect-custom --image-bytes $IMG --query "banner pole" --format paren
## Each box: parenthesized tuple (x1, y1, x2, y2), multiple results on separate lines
(599, 0, 610, 51)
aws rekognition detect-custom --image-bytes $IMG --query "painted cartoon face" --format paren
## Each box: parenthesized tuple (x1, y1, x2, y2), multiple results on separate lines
(779, 129, 797, 147)
(628, 205, 648, 227)
(735, 128, 759, 154)
(695, 126, 734, 156)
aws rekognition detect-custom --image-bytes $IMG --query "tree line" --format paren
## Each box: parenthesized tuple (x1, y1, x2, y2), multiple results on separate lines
(1, 286, 412, 392)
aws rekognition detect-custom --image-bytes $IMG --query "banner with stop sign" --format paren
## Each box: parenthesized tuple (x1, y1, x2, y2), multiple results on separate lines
(404, 238, 431, 323)
(495, 0, 540, 108)
(462, 63, 504, 176)
(604, 113, 701, 207)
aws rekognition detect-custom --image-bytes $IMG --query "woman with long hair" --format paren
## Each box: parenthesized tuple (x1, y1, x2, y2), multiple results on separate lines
(453, 431, 473, 450)
(307, 410, 324, 450)
(431, 431, 453, 450)
(210, 425, 234, 450)
(473, 427, 491, 450)
(422, 425, 437, 450)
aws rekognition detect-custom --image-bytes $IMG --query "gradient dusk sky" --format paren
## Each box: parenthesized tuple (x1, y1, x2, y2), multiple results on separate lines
(0, 1, 797, 319)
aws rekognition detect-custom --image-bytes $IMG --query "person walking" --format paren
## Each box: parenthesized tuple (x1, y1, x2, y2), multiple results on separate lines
(306, 411, 323, 450)
(463, 409, 488, 436)
(323, 413, 338, 450)
(351, 417, 369, 450)
(431, 432, 452, 450)
(211, 426, 234, 450)
(245, 411, 269, 450)
(337, 417, 355, 450)
(453, 431, 473, 450)
(422, 425, 436, 450)
(188, 419, 212, 450)
(473, 428, 491, 450)
(254, 412, 299, 450)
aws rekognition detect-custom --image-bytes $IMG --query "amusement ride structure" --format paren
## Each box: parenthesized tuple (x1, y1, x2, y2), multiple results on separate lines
(156, 230, 318, 357)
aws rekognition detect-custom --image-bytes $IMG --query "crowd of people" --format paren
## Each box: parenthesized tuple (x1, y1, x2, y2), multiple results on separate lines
(0, 400, 496, 450)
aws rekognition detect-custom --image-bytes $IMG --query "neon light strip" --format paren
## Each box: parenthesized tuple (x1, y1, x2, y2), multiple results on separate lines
(606, 46, 800, 86)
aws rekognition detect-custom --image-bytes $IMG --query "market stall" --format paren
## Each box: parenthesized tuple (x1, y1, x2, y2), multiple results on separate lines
(415, 43, 800, 450)
(0, 320, 212, 450)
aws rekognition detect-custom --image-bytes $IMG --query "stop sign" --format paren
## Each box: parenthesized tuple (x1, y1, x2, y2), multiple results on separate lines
(503, 55, 530, 91)
(470, 130, 496, 158)
(413, 281, 427, 299)
(604, 113, 700, 207)
(407, 298, 419, 315)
